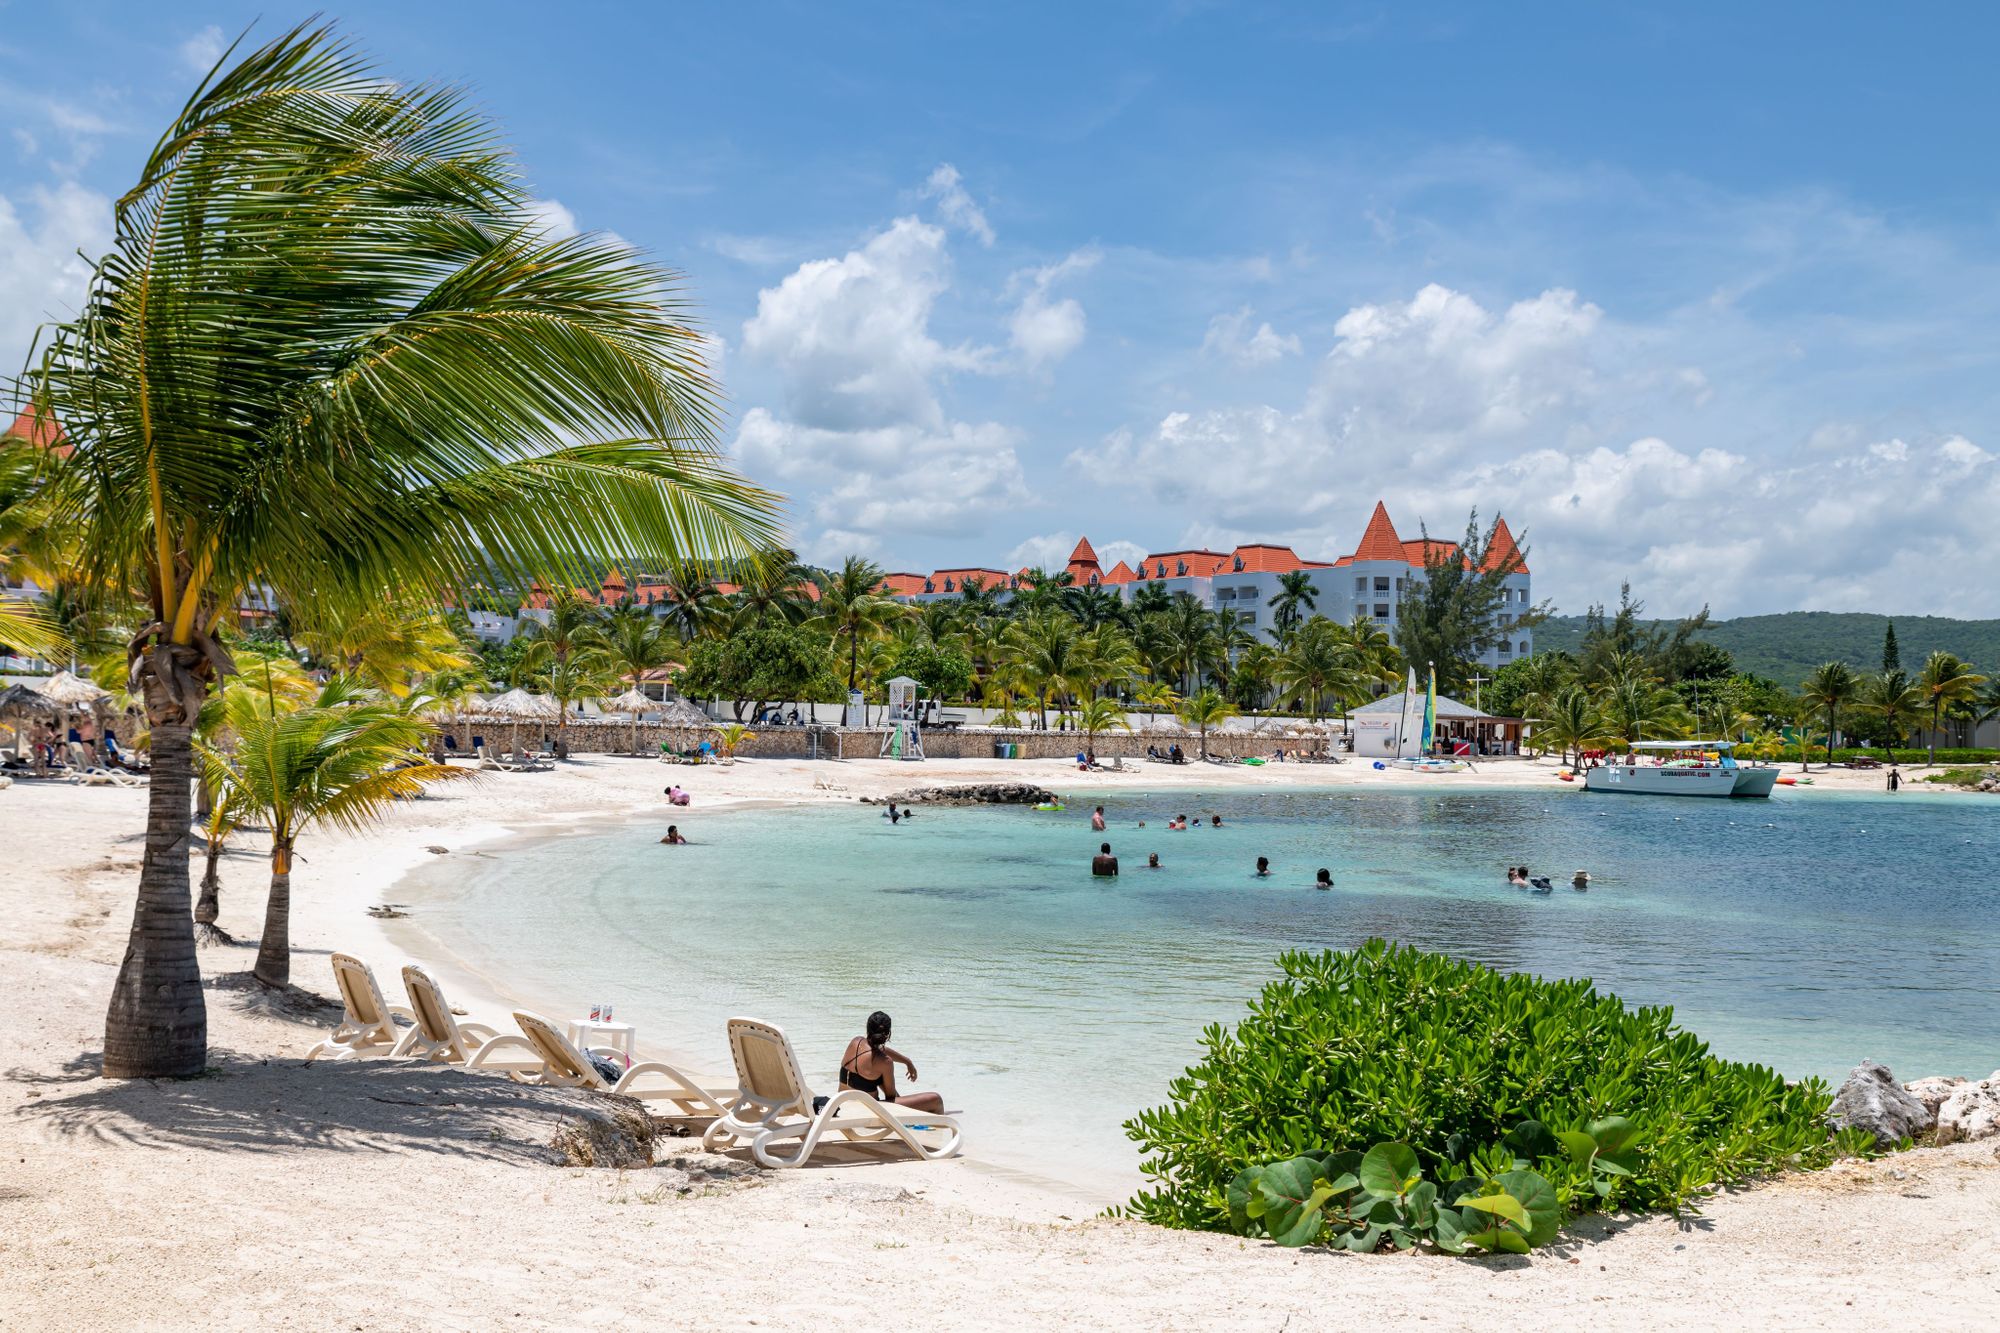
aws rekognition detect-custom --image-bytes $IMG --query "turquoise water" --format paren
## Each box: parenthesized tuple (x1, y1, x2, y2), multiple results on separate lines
(402, 787, 2000, 1199)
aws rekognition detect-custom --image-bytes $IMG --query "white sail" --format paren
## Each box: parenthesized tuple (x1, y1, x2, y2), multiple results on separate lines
(1396, 667, 1421, 758)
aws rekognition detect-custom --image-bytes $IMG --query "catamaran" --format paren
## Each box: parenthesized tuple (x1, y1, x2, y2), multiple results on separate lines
(1390, 666, 1466, 772)
(1581, 740, 1779, 798)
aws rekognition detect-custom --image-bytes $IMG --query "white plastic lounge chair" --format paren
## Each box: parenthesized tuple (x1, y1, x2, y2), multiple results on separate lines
(701, 1017, 962, 1169)
(467, 1009, 730, 1119)
(305, 953, 415, 1060)
(392, 964, 537, 1069)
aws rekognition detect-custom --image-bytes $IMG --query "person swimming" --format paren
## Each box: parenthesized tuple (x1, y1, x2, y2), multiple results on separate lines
(1572, 869, 1591, 890)
(1210, 815, 1223, 828)
(1092, 842, 1119, 877)
(837, 1011, 944, 1114)
(885, 802, 901, 824)
(1146, 853, 1162, 868)
(1315, 868, 1333, 890)
(1091, 805, 1106, 831)
(659, 825, 686, 845)
(1507, 866, 1526, 887)
(1254, 856, 1271, 878)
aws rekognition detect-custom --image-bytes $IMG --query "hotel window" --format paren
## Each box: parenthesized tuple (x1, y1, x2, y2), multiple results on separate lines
(1374, 603, 1390, 618)
(1216, 587, 1235, 601)
(1238, 611, 1256, 625)
(1239, 586, 1255, 600)
(1373, 577, 1391, 592)
(1354, 576, 1366, 593)
(1175, 559, 1188, 576)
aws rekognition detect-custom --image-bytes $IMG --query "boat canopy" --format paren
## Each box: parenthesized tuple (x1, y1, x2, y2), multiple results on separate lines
(1628, 739, 1736, 750)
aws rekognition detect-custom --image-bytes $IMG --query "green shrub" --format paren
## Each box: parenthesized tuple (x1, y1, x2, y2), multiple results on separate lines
(1767, 745, 1997, 765)
(1124, 941, 1852, 1232)
(1921, 766, 1991, 787)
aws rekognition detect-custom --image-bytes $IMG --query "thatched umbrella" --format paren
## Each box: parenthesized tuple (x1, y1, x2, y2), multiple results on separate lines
(605, 688, 657, 754)
(651, 697, 712, 754)
(0, 683, 54, 760)
(37, 670, 111, 762)
(480, 688, 559, 756)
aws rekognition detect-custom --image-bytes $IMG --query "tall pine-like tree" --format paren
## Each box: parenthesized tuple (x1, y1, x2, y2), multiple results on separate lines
(1882, 622, 1901, 673)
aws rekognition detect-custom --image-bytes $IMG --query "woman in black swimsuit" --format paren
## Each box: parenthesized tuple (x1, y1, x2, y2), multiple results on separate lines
(838, 1011, 945, 1113)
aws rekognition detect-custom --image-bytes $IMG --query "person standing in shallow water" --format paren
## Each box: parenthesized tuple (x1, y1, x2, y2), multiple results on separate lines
(1091, 805, 1106, 831)
(1887, 766, 1901, 793)
(1093, 842, 1119, 876)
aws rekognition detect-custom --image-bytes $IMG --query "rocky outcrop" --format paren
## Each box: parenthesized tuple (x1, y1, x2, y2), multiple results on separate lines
(1934, 1074, 2000, 1145)
(1828, 1061, 1932, 1146)
(864, 783, 1058, 806)
(1904, 1076, 1967, 1120)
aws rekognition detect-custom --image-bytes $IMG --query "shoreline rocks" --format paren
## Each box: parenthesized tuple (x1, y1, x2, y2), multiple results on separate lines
(1828, 1061, 1931, 1146)
(863, 783, 1058, 807)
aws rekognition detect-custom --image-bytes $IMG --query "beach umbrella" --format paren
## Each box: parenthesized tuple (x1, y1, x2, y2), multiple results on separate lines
(481, 687, 558, 754)
(0, 683, 54, 759)
(605, 688, 657, 754)
(35, 671, 112, 761)
(654, 698, 711, 729)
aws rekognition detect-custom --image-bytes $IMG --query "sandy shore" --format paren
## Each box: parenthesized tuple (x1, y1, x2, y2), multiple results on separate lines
(2, 753, 1994, 1329)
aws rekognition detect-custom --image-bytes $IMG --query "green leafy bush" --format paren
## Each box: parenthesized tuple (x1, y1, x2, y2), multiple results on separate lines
(1124, 941, 1853, 1233)
(1769, 746, 1997, 765)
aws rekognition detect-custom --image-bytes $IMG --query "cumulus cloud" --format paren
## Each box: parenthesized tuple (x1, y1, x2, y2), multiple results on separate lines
(0, 181, 114, 370)
(1201, 306, 1301, 364)
(524, 197, 579, 239)
(920, 163, 995, 246)
(179, 25, 226, 74)
(1074, 280, 2000, 616)
(1004, 532, 1147, 574)
(1007, 249, 1098, 369)
(741, 216, 997, 433)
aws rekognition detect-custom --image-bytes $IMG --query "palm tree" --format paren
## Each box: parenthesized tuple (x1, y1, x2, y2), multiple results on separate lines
(817, 556, 904, 695)
(295, 600, 469, 696)
(1012, 566, 1075, 618)
(1230, 641, 1279, 711)
(1539, 685, 1616, 768)
(1132, 681, 1179, 731)
(657, 568, 729, 642)
(1074, 696, 1132, 754)
(1915, 651, 1986, 765)
(1602, 676, 1687, 748)
(1176, 687, 1237, 761)
(593, 610, 677, 752)
(535, 655, 616, 753)
(190, 649, 316, 935)
(199, 679, 470, 987)
(1072, 623, 1139, 701)
(1267, 570, 1318, 646)
(1008, 612, 1080, 728)
(1861, 668, 1925, 759)
(728, 549, 811, 629)
(1799, 661, 1859, 769)
(1064, 584, 1127, 630)
(29, 24, 778, 1077)
(1337, 613, 1404, 690)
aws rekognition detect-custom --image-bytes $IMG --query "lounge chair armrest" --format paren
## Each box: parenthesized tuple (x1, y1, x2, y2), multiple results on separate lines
(387, 1005, 417, 1023)
(457, 1022, 501, 1041)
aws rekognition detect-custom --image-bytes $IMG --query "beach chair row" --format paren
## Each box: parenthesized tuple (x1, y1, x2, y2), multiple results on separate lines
(305, 952, 961, 1170)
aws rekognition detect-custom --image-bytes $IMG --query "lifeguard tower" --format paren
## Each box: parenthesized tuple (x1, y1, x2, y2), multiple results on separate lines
(879, 675, 925, 760)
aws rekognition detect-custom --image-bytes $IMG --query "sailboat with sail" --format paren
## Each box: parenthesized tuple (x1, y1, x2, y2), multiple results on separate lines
(1390, 664, 1465, 772)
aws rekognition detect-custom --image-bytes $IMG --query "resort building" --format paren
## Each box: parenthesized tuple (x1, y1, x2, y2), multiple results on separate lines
(874, 502, 1535, 667)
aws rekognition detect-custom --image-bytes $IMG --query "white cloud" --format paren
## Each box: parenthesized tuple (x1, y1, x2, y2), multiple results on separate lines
(524, 197, 579, 239)
(179, 25, 225, 74)
(1201, 306, 1301, 364)
(741, 215, 996, 433)
(1004, 532, 1146, 574)
(0, 181, 114, 371)
(1007, 249, 1098, 369)
(920, 163, 995, 247)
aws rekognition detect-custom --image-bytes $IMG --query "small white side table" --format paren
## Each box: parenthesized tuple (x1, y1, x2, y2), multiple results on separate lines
(566, 1018, 637, 1064)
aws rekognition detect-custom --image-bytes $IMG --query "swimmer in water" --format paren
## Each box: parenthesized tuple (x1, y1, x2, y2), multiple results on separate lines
(1254, 856, 1271, 878)
(1147, 853, 1162, 868)
(659, 825, 686, 845)
(1091, 805, 1106, 831)
(1210, 814, 1223, 828)
(1315, 868, 1333, 890)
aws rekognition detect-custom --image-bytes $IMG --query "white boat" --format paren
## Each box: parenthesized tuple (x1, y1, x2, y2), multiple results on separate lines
(1582, 740, 1779, 799)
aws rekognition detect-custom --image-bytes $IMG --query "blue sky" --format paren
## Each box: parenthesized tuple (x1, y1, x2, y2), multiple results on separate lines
(4, 3, 1998, 617)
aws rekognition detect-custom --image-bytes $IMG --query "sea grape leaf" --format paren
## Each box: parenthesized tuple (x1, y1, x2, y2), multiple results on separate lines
(1506, 1119, 1561, 1162)
(1586, 1116, 1640, 1156)
(1431, 1205, 1469, 1254)
(1554, 1129, 1599, 1166)
(1359, 1142, 1420, 1198)
(1256, 1159, 1334, 1247)
(1495, 1169, 1562, 1247)
(1226, 1167, 1261, 1234)
(1458, 1192, 1528, 1228)
(1406, 1180, 1438, 1229)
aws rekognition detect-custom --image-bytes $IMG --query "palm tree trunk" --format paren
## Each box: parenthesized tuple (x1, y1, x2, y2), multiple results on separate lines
(195, 837, 223, 930)
(253, 844, 294, 988)
(102, 719, 207, 1078)
(1929, 703, 1940, 766)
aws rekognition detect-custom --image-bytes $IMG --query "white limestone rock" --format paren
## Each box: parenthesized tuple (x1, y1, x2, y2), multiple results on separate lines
(1904, 1076, 1968, 1120)
(1935, 1076, 2000, 1145)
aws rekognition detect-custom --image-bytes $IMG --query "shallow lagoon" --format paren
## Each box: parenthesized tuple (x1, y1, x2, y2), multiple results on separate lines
(404, 786, 2000, 1198)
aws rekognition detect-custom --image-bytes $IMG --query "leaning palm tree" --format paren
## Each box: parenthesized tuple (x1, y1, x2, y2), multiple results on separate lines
(200, 679, 471, 987)
(1861, 668, 1925, 760)
(1915, 650, 1986, 765)
(1798, 661, 1859, 769)
(1540, 685, 1615, 769)
(28, 24, 778, 1076)
(1074, 696, 1132, 754)
(1176, 687, 1238, 761)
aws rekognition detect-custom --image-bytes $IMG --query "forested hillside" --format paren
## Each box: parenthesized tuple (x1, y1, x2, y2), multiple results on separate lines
(1533, 612, 2000, 686)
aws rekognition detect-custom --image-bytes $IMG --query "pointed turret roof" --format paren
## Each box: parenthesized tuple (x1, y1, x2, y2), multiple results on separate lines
(1481, 516, 1528, 574)
(1068, 536, 1099, 567)
(1350, 501, 1406, 563)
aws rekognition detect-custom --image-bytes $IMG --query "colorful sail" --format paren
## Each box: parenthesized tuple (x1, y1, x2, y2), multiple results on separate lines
(1422, 665, 1437, 753)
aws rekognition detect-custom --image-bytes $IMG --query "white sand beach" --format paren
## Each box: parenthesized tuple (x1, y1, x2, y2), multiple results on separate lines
(2, 755, 1993, 1330)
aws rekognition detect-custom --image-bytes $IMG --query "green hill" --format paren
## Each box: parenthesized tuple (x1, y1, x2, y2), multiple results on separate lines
(1532, 612, 2000, 686)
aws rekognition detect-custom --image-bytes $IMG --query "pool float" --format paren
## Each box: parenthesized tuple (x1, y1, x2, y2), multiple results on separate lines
(1775, 777, 1796, 786)
(1557, 771, 1575, 782)
(1032, 802, 1065, 811)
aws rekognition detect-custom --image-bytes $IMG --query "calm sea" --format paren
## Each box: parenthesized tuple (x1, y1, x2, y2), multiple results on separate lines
(398, 785, 2000, 1200)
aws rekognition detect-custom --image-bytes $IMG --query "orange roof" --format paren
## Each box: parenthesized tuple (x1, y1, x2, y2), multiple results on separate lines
(928, 567, 1009, 592)
(1225, 543, 1308, 574)
(1067, 536, 1099, 568)
(878, 572, 929, 597)
(2, 406, 70, 457)
(1349, 502, 1406, 563)
(1139, 549, 1226, 579)
(601, 568, 628, 590)
(1403, 538, 1459, 567)
(1481, 516, 1528, 574)
(1101, 560, 1138, 585)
